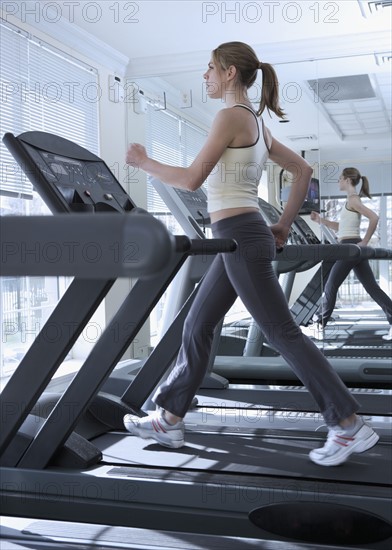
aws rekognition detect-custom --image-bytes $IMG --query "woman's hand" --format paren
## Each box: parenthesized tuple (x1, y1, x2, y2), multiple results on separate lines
(126, 143, 148, 169)
(357, 239, 369, 247)
(310, 211, 320, 223)
(270, 223, 290, 249)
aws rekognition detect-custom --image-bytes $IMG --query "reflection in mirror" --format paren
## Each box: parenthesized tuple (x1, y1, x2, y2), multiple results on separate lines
(316, 53, 391, 347)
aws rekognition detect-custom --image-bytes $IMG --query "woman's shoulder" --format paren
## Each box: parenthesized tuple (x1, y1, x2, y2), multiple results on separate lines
(213, 107, 240, 125)
(212, 105, 255, 133)
(346, 194, 362, 212)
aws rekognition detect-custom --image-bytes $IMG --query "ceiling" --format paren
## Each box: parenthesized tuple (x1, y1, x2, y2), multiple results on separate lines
(31, 0, 392, 163)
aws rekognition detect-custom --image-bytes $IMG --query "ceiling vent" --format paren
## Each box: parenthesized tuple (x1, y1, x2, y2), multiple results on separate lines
(307, 74, 376, 102)
(358, 0, 392, 16)
(306, 72, 390, 140)
(288, 135, 318, 142)
(375, 52, 392, 65)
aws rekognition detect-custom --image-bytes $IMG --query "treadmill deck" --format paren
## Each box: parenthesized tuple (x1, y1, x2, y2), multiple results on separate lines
(95, 409, 392, 486)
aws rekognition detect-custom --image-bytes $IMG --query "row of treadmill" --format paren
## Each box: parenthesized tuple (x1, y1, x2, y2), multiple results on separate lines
(0, 131, 391, 549)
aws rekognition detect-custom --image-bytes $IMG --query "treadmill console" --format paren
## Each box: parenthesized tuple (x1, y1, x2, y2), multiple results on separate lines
(173, 187, 211, 228)
(293, 215, 320, 244)
(151, 181, 318, 248)
(3, 131, 136, 214)
(257, 197, 281, 224)
(151, 178, 210, 239)
(258, 198, 307, 245)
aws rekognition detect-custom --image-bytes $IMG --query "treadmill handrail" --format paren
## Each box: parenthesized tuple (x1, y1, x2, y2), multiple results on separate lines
(188, 238, 237, 255)
(1, 212, 179, 278)
(372, 248, 392, 259)
(275, 243, 375, 263)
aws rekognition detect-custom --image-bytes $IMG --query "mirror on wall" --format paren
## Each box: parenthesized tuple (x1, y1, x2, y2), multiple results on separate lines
(316, 53, 391, 313)
(127, 47, 391, 345)
(127, 57, 322, 208)
(128, 50, 390, 192)
(128, 49, 390, 239)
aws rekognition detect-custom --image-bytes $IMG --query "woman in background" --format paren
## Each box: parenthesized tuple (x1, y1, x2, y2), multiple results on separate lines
(311, 167, 392, 341)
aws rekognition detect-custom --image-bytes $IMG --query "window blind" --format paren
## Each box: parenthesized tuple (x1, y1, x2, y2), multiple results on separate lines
(0, 21, 99, 198)
(181, 119, 208, 170)
(146, 107, 181, 215)
(145, 104, 207, 217)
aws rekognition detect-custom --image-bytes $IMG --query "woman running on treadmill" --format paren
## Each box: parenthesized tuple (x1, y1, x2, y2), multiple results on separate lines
(124, 42, 379, 466)
(310, 168, 392, 341)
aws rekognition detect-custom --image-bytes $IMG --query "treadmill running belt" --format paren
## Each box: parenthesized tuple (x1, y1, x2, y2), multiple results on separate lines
(95, 430, 391, 485)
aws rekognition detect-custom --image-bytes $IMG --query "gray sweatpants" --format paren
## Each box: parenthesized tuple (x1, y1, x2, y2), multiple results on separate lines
(154, 212, 359, 426)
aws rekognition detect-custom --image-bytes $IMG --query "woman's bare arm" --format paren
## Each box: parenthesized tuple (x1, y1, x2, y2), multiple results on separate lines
(349, 195, 379, 245)
(126, 109, 240, 191)
(267, 137, 313, 247)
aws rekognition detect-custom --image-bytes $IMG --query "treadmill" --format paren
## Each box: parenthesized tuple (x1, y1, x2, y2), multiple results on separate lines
(1, 132, 391, 549)
(149, 179, 392, 409)
(297, 220, 392, 350)
(229, 200, 392, 360)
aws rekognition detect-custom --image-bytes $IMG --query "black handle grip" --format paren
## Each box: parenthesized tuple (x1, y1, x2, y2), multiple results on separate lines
(372, 248, 392, 259)
(189, 238, 237, 255)
(275, 244, 361, 262)
(275, 244, 392, 262)
(174, 235, 192, 253)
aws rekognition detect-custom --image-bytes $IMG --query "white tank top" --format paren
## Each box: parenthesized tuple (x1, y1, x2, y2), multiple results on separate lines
(339, 202, 361, 240)
(207, 105, 270, 214)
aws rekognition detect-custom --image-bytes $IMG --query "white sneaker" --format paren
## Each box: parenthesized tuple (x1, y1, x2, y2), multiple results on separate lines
(123, 411, 185, 449)
(309, 418, 379, 466)
(382, 326, 392, 341)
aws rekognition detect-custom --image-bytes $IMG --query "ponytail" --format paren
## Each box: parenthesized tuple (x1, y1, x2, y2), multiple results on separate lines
(342, 167, 372, 199)
(359, 176, 372, 199)
(212, 42, 285, 119)
(257, 62, 286, 119)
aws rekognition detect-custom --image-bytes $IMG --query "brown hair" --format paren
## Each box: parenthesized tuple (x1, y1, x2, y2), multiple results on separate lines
(342, 167, 371, 199)
(212, 41, 285, 119)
